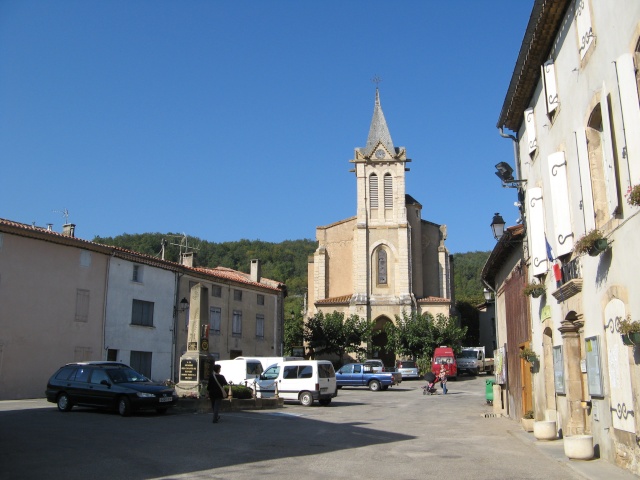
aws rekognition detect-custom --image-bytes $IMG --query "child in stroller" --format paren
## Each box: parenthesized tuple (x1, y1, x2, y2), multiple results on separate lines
(422, 371, 437, 395)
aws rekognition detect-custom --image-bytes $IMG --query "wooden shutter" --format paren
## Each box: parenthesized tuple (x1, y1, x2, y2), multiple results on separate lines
(575, 129, 596, 231)
(615, 53, 640, 185)
(525, 108, 537, 154)
(576, 0, 594, 59)
(546, 152, 574, 256)
(543, 61, 559, 114)
(527, 187, 547, 276)
(384, 174, 393, 208)
(369, 174, 378, 208)
(601, 82, 620, 216)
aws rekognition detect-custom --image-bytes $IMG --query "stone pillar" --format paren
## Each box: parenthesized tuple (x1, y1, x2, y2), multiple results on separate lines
(175, 283, 214, 397)
(558, 317, 585, 436)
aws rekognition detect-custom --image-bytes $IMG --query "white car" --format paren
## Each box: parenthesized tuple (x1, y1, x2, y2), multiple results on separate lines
(395, 360, 419, 379)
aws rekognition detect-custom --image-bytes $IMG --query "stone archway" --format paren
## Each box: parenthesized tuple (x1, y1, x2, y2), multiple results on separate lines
(371, 316, 395, 367)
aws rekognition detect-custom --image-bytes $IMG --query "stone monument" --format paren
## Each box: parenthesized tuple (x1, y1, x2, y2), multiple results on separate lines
(175, 283, 216, 397)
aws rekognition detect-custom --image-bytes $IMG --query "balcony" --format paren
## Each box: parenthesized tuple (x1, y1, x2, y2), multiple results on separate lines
(551, 258, 583, 301)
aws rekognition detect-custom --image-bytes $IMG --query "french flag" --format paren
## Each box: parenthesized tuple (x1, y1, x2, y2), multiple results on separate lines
(546, 237, 562, 284)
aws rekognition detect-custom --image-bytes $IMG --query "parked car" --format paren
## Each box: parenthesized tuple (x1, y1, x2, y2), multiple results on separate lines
(255, 360, 337, 406)
(364, 359, 402, 384)
(336, 363, 395, 391)
(395, 360, 419, 379)
(45, 361, 178, 416)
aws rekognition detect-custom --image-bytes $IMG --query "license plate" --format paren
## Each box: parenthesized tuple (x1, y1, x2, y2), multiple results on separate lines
(159, 397, 173, 403)
(320, 387, 328, 392)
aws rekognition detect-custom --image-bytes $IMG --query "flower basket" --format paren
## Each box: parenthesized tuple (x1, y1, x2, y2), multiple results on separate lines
(622, 334, 634, 346)
(574, 229, 608, 256)
(522, 283, 545, 298)
(626, 184, 640, 207)
(519, 348, 538, 363)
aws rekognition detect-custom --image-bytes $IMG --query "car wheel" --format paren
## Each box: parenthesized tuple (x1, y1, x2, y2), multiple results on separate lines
(369, 380, 381, 391)
(118, 397, 132, 417)
(471, 369, 479, 376)
(57, 393, 73, 412)
(156, 407, 168, 415)
(299, 391, 314, 407)
(319, 398, 331, 406)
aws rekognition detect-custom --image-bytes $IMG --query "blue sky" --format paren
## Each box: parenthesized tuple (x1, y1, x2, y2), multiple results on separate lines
(1, 1, 533, 254)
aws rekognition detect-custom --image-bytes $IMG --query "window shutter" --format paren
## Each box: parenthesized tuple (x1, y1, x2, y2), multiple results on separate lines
(546, 152, 574, 256)
(576, 0, 594, 59)
(616, 53, 640, 185)
(525, 108, 537, 154)
(575, 128, 596, 232)
(527, 187, 548, 276)
(543, 61, 559, 114)
(600, 82, 620, 216)
(369, 174, 378, 208)
(384, 174, 393, 208)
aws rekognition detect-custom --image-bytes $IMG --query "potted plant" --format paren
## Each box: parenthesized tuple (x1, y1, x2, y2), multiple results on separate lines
(619, 317, 640, 346)
(519, 347, 538, 364)
(523, 282, 545, 298)
(626, 184, 640, 207)
(522, 410, 535, 432)
(574, 229, 608, 256)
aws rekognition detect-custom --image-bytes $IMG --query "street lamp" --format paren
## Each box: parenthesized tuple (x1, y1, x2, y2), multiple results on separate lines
(483, 288, 493, 302)
(490, 213, 506, 241)
(175, 297, 189, 316)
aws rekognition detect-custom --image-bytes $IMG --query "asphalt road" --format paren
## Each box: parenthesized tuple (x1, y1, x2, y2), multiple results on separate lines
(0, 375, 588, 480)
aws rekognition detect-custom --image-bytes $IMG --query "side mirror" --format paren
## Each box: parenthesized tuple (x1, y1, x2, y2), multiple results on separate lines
(100, 380, 111, 387)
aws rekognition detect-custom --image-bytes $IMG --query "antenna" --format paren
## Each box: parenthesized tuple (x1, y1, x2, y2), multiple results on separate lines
(371, 75, 382, 88)
(169, 233, 199, 262)
(53, 208, 70, 224)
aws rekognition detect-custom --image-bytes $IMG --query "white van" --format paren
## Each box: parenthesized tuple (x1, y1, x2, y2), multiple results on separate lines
(255, 360, 337, 406)
(215, 359, 263, 386)
(234, 356, 304, 371)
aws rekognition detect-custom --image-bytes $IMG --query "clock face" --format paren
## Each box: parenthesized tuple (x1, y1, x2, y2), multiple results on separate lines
(375, 149, 385, 159)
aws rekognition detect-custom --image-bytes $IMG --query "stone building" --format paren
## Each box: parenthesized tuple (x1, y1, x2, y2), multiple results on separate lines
(494, 0, 640, 473)
(307, 90, 454, 365)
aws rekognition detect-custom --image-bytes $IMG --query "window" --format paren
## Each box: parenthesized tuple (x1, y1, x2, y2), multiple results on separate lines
(132, 299, 154, 327)
(75, 289, 90, 322)
(553, 346, 565, 394)
(80, 250, 91, 267)
(585, 336, 604, 397)
(232, 310, 242, 336)
(257, 294, 265, 305)
(210, 307, 221, 334)
(107, 349, 118, 361)
(256, 314, 264, 339)
(369, 174, 379, 209)
(130, 351, 152, 378)
(211, 285, 222, 297)
(90, 369, 110, 385)
(575, 0, 594, 59)
(233, 289, 242, 301)
(73, 367, 91, 382)
(524, 108, 537, 154)
(377, 249, 387, 285)
(384, 174, 393, 208)
(132, 265, 142, 282)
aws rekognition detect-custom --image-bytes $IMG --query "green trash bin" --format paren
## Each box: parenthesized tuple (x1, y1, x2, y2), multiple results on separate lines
(485, 378, 495, 404)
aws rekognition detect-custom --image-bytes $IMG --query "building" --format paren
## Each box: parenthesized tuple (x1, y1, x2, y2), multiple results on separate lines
(307, 90, 454, 365)
(495, 0, 640, 472)
(0, 218, 286, 399)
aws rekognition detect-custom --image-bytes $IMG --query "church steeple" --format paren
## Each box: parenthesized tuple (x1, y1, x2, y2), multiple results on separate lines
(364, 88, 395, 157)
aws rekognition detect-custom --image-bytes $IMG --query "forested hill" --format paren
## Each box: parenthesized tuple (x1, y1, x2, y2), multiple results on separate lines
(93, 233, 490, 303)
(92, 233, 317, 296)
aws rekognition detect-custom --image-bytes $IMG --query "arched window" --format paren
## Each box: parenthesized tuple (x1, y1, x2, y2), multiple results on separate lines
(384, 174, 393, 209)
(369, 174, 378, 209)
(377, 249, 387, 285)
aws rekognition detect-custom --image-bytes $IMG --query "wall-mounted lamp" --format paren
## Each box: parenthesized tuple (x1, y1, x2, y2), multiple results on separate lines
(490, 212, 506, 241)
(175, 297, 189, 315)
(483, 288, 493, 302)
(495, 162, 527, 188)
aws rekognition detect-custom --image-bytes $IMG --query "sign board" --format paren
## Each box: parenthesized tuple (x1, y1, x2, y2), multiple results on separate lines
(180, 358, 198, 382)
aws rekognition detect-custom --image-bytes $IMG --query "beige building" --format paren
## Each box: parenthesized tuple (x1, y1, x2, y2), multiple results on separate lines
(307, 90, 453, 365)
(0, 217, 286, 400)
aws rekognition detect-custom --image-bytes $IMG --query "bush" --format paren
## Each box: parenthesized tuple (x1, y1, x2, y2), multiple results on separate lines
(574, 229, 605, 255)
(226, 384, 254, 399)
(619, 317, 640, 334)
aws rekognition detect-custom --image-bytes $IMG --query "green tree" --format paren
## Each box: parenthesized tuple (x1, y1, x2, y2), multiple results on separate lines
(303, 311, 373, 365)
(283, 296, 304, 355)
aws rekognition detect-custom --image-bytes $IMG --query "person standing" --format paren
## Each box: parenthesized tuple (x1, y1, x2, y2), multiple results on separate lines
(206, 364, 228, 423)
(438, 364, 448, 395)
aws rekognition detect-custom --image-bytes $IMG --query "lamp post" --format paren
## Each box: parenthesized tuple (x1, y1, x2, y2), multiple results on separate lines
(490, 213, 506, 241)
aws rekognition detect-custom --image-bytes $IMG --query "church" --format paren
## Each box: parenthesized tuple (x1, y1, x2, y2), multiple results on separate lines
(306, 89, 454, 365)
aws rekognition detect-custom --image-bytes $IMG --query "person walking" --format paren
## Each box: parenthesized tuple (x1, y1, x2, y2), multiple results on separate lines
(438, 364, 448, 395)
(206, 364, 228, 423)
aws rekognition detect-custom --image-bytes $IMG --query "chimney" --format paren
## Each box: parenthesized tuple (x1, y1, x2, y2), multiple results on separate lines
(62, 223, 76, 237)
(182, 252, 195, 267)
(47, 224, 53, 231)
(250, 259, 261, 283)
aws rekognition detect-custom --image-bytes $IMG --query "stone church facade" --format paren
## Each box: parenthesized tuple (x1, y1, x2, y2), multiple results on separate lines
(307, 90, 454, 365)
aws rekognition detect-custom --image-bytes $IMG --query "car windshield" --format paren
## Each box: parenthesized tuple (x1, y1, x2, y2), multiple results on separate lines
(107, 367, 149, 383)
(399, 362, 416, 368)
(459, 351, 478, 358)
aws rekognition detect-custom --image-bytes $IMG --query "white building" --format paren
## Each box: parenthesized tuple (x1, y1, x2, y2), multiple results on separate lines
(496, 0, 640, 473)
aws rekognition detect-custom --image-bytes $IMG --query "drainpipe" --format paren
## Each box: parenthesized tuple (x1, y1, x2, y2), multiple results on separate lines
(498, 127, 522, 185)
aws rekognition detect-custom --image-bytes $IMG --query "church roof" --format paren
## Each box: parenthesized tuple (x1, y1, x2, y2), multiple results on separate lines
(315, 295, 352, 305)
(361, 89, 395, 157)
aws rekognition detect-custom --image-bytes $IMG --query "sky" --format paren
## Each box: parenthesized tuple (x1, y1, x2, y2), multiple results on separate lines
(0, 1, 534, 254)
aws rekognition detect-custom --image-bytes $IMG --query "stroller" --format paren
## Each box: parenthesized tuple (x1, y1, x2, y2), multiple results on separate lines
(422, 372, 437, 395)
